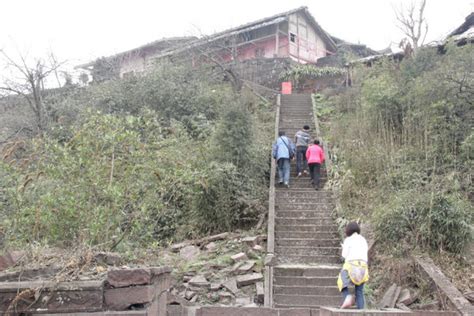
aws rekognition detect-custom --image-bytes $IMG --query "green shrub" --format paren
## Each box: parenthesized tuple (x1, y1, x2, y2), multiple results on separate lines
(375, 191, 472, 253)
(325, 44, 474, 254)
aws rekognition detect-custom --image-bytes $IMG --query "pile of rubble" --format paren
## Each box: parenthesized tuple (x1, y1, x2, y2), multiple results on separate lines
(165, 232, 267, 308)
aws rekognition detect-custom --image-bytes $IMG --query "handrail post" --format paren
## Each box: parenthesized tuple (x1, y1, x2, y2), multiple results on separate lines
(264, 93, 280, 307)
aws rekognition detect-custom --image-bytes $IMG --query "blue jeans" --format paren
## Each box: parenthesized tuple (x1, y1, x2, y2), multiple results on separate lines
(296, 146, 308, 174)
(342, 284, 365, 309)
(277, 158, 290, 184)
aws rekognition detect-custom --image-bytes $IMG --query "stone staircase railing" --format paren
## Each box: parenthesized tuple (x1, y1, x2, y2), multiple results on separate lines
(264, 94, 280, 307)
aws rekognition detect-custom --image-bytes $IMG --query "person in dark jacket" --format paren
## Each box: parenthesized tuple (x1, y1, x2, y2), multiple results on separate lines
(272, 131, 296, 188)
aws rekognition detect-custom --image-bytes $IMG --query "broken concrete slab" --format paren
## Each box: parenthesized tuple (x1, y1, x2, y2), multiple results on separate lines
(231, 252, 248, 262)
(241, 236, 259, 247)
(238, 261, 256, 274)
(236, 273, 263, 287)
(397, 288, 418, 306)
(223, 278, 238, 295)
(188, 275, 210, 288)
(378, 283, 398, 309)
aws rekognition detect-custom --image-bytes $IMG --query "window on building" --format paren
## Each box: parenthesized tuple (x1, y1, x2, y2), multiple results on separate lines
(290, 33, 296, 43)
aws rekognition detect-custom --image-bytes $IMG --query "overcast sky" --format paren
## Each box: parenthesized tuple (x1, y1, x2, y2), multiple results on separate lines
(0, 0, 472, 72)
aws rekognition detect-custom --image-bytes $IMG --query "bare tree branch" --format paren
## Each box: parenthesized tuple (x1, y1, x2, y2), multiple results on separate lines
(394, 0, 428, 51)
(0, 49, 66, 132)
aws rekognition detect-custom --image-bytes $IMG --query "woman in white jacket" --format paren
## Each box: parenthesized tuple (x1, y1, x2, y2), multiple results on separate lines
(338, 221, 369, 309)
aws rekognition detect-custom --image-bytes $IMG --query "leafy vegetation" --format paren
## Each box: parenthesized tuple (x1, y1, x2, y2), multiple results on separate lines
(0, 62, 273, 250)
(320, 43, 473, 254)
(280, 65, 346, 84)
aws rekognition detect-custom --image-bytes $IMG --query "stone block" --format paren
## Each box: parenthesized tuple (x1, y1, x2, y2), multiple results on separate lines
(107, 268, 152, 288)
(104, 285, 155, 310)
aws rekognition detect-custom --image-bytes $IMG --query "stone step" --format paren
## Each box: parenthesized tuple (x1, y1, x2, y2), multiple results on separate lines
(273, 275, 337, 286)
(276, 224, 338, 233)
(277, 183, 322, 189)
(276, 238, 340, 248)
(280, 113, 313, 116)
(276, 211, 333, 219)
(276, 246, 340, 257)
(280, 118, 314, 121)
(273, 294, 341, 308)
(276, 197, 333, 204)
(274, 265, 340, 277)
(276, 203, 334, 211)
(277, 254, 341, 265)
(276, 231, 338, 239)
(274, 285, 340, 296)
(275, 189, 332, 195)
(276, 177, 327, 182)
(275, 217, 335, 226)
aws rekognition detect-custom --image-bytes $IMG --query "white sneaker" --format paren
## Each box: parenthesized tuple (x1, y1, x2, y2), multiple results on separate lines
(297, 172, 302, 177)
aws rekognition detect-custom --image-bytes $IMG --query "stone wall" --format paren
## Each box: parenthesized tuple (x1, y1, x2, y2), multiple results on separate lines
(0, 267, 171, 315)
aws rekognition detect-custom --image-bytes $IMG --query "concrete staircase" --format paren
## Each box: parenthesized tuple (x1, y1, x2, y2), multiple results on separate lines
(273, 94, 341, 310)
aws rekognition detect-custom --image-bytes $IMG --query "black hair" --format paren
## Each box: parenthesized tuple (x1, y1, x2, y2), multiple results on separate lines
(345, 221, 361, 237)
(279, 131, 286, 137)
(303, 125, 310, 130)
(314, 139, 320, 145)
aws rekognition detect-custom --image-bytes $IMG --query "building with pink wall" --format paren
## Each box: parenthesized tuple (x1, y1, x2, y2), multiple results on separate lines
(78, 7, 337, 81)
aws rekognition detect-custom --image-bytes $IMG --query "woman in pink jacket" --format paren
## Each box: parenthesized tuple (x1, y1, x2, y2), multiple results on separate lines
(306, 139, 325, 190)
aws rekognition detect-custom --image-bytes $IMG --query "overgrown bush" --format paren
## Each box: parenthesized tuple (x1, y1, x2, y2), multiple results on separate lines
(323, 43, 474, 254)
(0, 62, 273, 250)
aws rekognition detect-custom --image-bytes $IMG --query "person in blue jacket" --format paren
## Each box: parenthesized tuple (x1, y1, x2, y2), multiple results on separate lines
(272, 131, 296, 188)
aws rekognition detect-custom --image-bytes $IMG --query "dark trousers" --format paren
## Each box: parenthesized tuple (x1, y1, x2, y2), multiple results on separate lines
(308, 163, 321, 188)
(296, 146, 308, 174)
